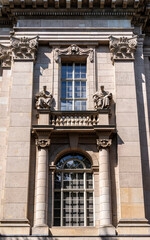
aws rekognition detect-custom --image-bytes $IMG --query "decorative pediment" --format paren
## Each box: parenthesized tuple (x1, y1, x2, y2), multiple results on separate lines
(10, 36, 39, 60)
(0, 44, 12, 68)
(55, 44, 94, 63)
(109, 35, 137, 63)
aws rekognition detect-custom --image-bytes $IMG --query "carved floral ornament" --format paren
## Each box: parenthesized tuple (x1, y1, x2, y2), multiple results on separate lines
(0, 36, 39, 68)
(54, 44, 94, 63)
(109, 35, 137, 64)
(97, 139, 112, 149)
(35, 139, 51, 148)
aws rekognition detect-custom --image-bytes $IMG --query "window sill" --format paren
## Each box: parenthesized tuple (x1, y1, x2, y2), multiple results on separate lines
(50, 226, 98, 236)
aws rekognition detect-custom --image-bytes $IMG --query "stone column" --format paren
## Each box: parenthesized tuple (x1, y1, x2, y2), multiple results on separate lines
(32, 138, 50, 235)
(109, 36, 149, 234)
(97, 138, 115, 235)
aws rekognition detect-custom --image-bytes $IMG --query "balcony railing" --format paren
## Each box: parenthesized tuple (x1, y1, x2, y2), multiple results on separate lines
(49, 111, 100, 126)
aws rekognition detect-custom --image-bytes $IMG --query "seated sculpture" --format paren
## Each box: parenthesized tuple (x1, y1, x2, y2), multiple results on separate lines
(93, 86, 112, 110)
(35, 86, 54, 110)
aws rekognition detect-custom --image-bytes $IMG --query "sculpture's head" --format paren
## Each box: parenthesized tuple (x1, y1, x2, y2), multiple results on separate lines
(43, 86, 47, 92)
(100, 85, 104, 91)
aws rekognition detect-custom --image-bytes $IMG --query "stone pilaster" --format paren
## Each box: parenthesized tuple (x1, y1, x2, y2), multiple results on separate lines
(0, 36, 38, 235)
(97, 138, 115, 235)
(32, 138, 50, 235)
(109, 35, 149, 234)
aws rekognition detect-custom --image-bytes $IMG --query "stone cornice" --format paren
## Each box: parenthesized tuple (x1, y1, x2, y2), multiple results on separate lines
(109, 35, 137, 64)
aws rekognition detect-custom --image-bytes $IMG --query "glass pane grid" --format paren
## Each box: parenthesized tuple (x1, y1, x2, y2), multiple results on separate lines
(61, 63, 87, 111)
(54, 155, 93, 227)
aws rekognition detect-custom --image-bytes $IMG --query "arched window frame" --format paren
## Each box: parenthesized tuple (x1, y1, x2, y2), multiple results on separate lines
(53, 153, 94, 227)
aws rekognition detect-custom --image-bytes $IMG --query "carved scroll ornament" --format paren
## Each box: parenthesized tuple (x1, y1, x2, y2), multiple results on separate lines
(93, 86, 112, 110)
(10, 36, 39, 60)
(0, 36, 39, 68)
(97, 139, 112, 149)
(0, 44, 12, 68)
(55, 44, 94, 63)
(109, 35, 137, 63)
(35, 86, 54, 110)
(35, 139, 50, 148)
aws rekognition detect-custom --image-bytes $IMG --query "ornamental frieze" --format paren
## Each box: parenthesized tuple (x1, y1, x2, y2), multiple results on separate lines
(55, 44, 94, 63)
(109, 35, 137, 63)
(97, 139, 112, 149)
(11, 36, 39, 60)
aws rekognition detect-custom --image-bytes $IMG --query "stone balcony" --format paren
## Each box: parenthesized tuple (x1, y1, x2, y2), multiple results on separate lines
(33, 109, 115, 134)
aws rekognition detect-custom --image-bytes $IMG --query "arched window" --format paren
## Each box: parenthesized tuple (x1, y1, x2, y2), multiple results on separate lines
(54, 153, 94, 227)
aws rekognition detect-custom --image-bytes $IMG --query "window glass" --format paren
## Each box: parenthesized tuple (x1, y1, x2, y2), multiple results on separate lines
(61, 63, 87, 111)
(54, 153, 93, 226)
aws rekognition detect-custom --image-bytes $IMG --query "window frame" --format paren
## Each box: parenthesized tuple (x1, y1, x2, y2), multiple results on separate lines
(60, 62, 87, 111)
(53, 154, 94, 227)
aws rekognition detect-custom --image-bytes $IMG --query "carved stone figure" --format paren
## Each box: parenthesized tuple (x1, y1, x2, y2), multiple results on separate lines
(11, 36, 39, 60)
(35, 86, 54, 110)
(55, 44, 94, 63)
(93, 86, 112, 110)
(109, 35, 137, 63)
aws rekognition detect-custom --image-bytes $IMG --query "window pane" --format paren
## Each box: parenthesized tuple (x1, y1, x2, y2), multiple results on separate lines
(61, 100, 73, 110)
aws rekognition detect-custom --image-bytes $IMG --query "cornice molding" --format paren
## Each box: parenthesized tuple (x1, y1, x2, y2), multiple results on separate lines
(55, 44, 94, 63)
(109, 35, 137, 63)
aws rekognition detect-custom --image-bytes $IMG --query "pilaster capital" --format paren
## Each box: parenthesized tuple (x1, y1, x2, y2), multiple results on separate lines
(10, 36, 39, 61)
(97, 139, 112, 149)
(54, 44, 94, 63)
(109, 35, 137, 64)
(35, 139, 50, 148)
(0, 44, 12, 68)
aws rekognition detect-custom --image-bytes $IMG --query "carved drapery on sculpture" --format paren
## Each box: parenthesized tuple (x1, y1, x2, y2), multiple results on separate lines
(109, 35, 137, 63)
(35, 139, 50, 148)
(11, 36, 39, 60)
(35, 86, 54, 110)
(55, 44, 94, 63)
(93, 86, 112, 110)
(97, 139, 112, 149)
(0, 44, 12, 68)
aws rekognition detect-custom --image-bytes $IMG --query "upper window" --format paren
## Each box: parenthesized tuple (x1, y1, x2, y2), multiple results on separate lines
(61, 63, 87, 111)
(54, 153, 94, 227)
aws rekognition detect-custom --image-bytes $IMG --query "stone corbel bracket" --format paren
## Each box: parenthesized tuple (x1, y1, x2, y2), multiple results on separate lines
(35, 139, 51, 148)
(97, 139, 112, 150)
(109, 35, 137, 64)
(54, 44, 94, 63)
(10, 36, 39, 61)
(0, 44, 12, 68)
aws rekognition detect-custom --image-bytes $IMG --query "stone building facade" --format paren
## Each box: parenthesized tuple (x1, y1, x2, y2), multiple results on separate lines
(0, 0, 150, 239)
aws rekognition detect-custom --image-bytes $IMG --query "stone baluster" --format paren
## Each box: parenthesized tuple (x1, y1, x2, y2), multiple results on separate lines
(97, 138, 115, 235)
(33, 138, 50, 235)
